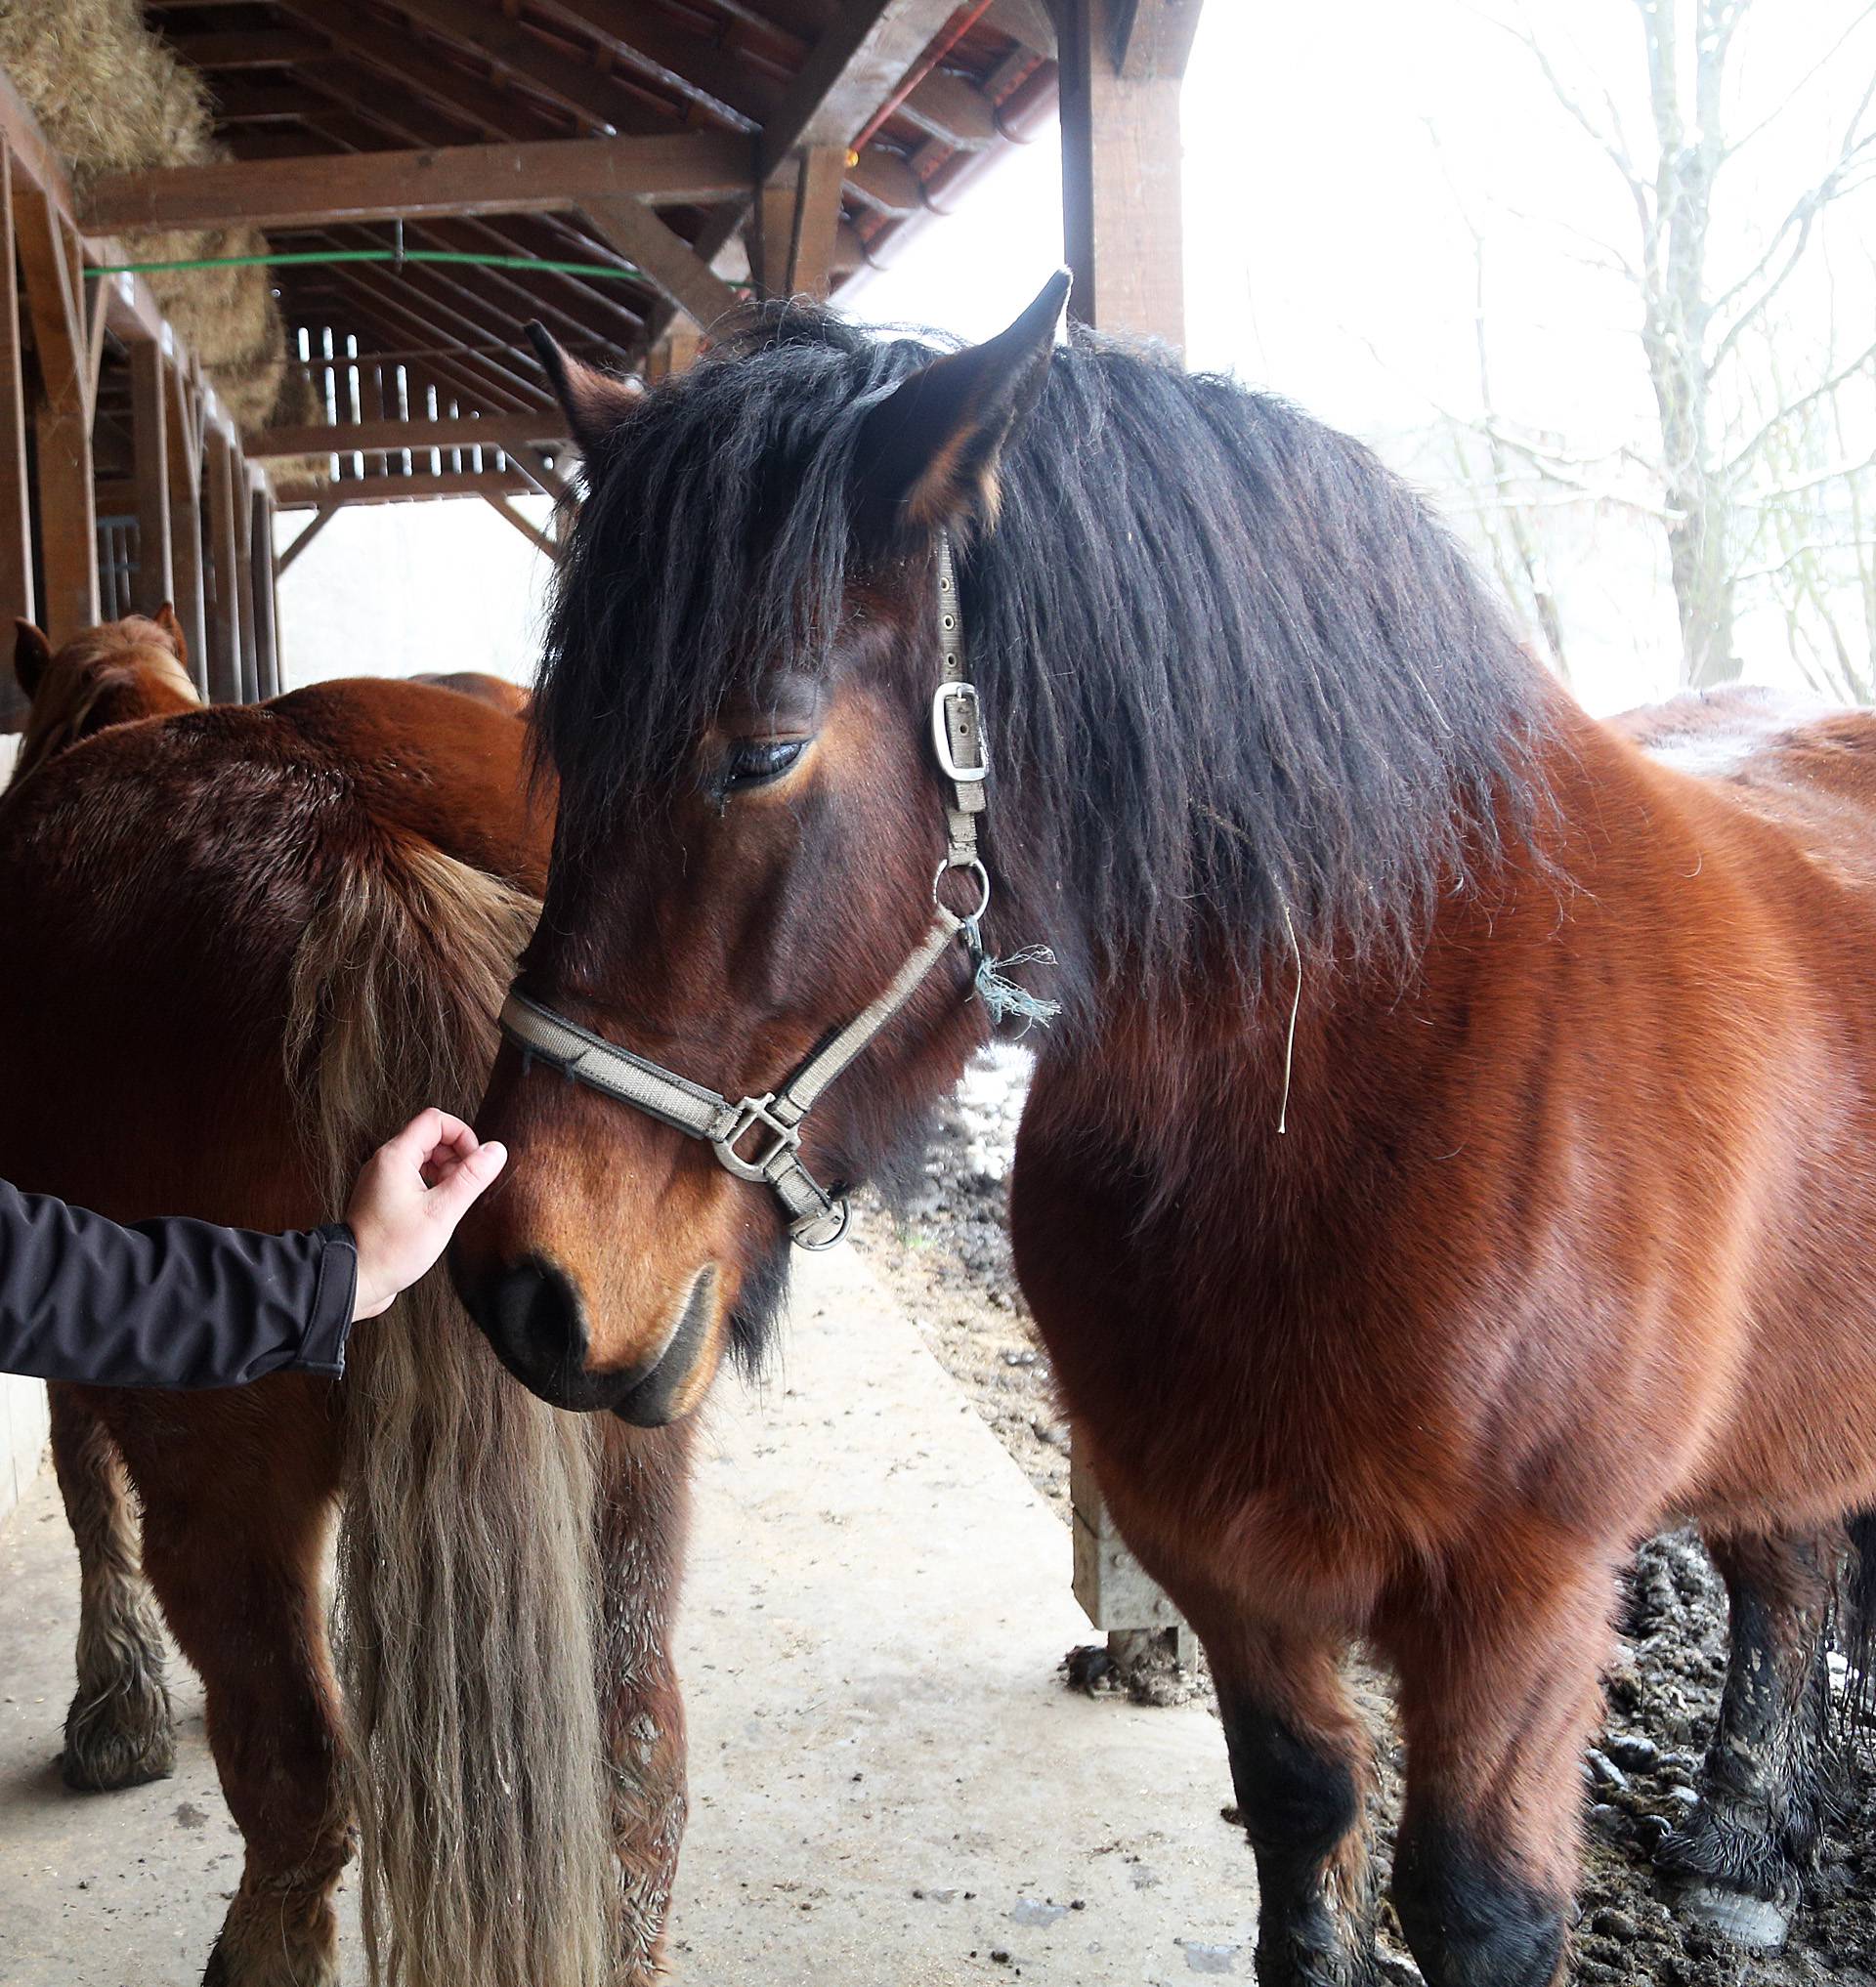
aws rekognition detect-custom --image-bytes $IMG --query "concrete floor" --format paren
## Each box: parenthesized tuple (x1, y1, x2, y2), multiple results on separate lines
(0, 1246, 1257, 1986)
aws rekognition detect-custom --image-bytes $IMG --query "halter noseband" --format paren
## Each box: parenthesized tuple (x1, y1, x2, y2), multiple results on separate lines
(498, 532, 991, 1250)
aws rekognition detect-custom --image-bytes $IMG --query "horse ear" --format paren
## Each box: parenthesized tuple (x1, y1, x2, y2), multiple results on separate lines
(152, 601, 188, 668)
(853, 269, 1071, 532)
(525, 320, 640, 455)
(14, 620, 51, 699)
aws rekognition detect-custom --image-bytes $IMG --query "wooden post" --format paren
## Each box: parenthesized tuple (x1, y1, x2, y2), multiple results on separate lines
(232, 446, 258, 700)
(0, 144, 33, 728)
(1058, 0, 1193, 345)
(203, 428, 242, 701)
(248, 482, 278, 698)
(15, 177, 103, 642)
(129, 339, 173, 613)
(1058, 0, 1204, 1666)
(164, 354, 208, 691)
(787, 148, 847, 302)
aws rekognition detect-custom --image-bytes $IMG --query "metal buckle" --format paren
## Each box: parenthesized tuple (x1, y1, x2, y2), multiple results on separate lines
(711, 1094, 801, 1182)
(931, 681, 988, 783)
(792, 1195, 851, 1251)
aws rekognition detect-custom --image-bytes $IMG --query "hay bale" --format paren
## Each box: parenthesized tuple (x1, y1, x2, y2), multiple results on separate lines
(0, 0, 288, 431)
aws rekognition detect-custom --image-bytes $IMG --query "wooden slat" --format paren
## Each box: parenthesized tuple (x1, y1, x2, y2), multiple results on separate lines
(203, 430, 243, 700)
(248, 484, 279, 696)
(578, 197, 743, 332)
(275, 469, 536, 507)
(387, 0, 648, 135)
(282, 1, 587, 142)
(165, 356, 208, 686)
(250, 412, 570, 456)
(85, 132, 754, 233)
(167, 29, 327, 67)
(129, 340, 174, 612)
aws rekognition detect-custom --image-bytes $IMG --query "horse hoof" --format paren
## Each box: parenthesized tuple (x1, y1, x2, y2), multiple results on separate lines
(61, 1681, 177, 1791)
(1672, 1881, 1792, 1951)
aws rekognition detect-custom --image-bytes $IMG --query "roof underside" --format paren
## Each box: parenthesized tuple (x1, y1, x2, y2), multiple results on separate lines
(137, 0, 1059, 438)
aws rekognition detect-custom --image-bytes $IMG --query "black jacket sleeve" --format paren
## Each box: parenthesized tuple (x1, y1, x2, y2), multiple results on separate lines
(0, 1178, 358, 1388)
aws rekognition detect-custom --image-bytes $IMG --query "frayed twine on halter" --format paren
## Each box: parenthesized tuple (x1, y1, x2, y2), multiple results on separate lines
(962, 922, 1062, 1036)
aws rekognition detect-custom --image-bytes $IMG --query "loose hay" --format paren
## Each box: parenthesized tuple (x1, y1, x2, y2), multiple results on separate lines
(0, 0, 288, 430)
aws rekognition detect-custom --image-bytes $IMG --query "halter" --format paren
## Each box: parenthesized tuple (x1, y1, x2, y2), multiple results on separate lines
(498, 532, 991, 1250)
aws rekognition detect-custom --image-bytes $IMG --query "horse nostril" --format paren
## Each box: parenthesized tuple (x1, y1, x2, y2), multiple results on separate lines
(471, 1258, 592, 1403)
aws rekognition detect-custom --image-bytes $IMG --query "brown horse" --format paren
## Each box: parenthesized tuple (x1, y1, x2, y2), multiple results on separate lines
(452, 285, 1876, 1987)
(0, 630, 690, 1986)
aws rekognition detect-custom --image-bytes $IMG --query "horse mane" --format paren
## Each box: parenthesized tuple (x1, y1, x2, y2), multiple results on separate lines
(539, 304, 1556, 1013)
(15, 616, 200, 784)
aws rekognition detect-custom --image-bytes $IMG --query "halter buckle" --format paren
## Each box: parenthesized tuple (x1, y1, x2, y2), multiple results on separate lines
(712, 1093, 802, 1182)
(931, 682, 988, 783)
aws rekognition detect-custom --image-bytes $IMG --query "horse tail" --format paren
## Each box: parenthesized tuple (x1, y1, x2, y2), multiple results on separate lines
(284, 832, 614, 1987)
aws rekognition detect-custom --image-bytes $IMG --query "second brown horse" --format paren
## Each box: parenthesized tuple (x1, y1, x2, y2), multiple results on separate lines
(1, 615, 689, 1987)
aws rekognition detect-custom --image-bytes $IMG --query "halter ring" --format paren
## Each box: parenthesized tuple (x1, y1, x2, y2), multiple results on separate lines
(933, 858, 992, 922)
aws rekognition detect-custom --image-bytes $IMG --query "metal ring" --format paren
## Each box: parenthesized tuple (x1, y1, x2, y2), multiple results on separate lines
(933, 858, 992, 921)
(792, 1196, 851, 1251)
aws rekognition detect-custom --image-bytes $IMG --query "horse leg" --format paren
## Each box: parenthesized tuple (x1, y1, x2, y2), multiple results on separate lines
(1208, 1624, 1380, 1987)
(1383, 1546, 1616, 1987)
(1652, 1525, 1831, 1950)
(597, 1417, 695, 1984)
(125, 1402, 349, 1987)
(46, 1384, 177, 1790)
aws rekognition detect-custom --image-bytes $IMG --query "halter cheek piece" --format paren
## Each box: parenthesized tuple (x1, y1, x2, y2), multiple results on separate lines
(498, 532, 991, 1251)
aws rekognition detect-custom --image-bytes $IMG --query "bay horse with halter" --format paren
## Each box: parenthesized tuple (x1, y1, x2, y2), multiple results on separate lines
(453, 278, 1876, 1985)
(1, 617, 689, 1987)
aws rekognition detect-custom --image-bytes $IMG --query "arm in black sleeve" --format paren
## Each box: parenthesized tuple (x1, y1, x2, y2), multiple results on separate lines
(0, 1177, 359, 1388)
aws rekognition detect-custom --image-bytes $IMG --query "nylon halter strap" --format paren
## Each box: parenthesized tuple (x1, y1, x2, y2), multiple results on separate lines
(498, 532, 989, 1251)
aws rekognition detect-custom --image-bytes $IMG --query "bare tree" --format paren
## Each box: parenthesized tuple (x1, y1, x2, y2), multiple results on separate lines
(1478, 0, 1876, 689)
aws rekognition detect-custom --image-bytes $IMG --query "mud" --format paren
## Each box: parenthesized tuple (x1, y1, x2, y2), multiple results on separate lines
(856, 1048, 1876, 1986)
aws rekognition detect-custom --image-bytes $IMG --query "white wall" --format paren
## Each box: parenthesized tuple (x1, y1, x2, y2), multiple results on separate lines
(275, 490, 556, 688)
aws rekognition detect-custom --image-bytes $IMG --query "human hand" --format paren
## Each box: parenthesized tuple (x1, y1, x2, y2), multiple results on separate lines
(345, 1109, 508, 1321)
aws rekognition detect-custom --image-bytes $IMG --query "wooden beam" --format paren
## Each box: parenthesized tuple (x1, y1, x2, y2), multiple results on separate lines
(483, 491, 555, 556)
(386, 0, 642, 134)
(167, 29, 326, 67)
(983, 0, 1057, 55)
(275, 499, 339, 577)
(203, 430, 242, 701)
(1109, 0, 1206, 78)
(757, 0, 961, 177)
(280, 0, 591, 142)
(1058, 0, 1187, 344)
(275, 469, 536, 508)
(165, 357, 208, 686)
(128, 341, 174, 613)
(84, 132, 754, 233)
(577, 197, 743, 332)
(0, 145, 34, 711)
(250, 413, 571, 457)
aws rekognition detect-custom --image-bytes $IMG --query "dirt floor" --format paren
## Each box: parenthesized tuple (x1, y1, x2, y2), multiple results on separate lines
(856, 1048, 1876, 1986)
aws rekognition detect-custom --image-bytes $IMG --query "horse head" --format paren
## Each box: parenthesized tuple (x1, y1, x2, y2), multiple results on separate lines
(449, 277, 1070, 1422)
(13, 606, 201, 783)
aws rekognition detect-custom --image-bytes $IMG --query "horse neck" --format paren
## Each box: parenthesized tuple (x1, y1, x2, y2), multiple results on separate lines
(1022, 696, 1615, 1207)
(15, 659, 198, 782)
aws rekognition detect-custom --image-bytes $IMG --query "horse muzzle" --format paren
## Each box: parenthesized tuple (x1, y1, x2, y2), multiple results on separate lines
(450, 1246, 723, 1425)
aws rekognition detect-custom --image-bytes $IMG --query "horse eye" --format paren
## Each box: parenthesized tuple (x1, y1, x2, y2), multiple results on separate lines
(723, 737, 807, 791)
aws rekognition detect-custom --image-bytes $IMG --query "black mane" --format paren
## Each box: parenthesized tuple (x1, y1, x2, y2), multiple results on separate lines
(538, 303, 1554, 1017)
